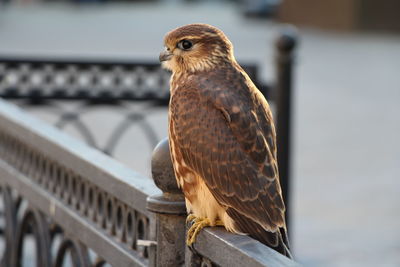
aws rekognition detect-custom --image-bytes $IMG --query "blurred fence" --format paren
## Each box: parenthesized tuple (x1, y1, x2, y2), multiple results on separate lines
(0, 29, 298, 266)
(0, 58, 268, 158)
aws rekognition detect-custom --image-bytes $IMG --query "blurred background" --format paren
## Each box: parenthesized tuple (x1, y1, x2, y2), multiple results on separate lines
(0, 0, 399, 266)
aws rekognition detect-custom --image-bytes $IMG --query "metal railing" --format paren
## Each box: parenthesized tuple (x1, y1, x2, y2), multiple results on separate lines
(0, 98, 159, 266)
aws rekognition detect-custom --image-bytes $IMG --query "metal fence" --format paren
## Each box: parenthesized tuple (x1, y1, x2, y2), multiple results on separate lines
(0, 28, 299, 267)
(0, 99, 159, 266)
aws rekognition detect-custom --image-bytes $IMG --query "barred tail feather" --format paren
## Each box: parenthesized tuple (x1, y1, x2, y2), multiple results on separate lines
(226, 208, 292, 259)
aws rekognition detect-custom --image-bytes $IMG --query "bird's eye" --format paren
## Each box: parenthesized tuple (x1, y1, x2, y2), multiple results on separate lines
(178, 40, 193, 50)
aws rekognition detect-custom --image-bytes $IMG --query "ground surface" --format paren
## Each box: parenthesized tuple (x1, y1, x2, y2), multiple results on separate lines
(0, 2, 399, 266)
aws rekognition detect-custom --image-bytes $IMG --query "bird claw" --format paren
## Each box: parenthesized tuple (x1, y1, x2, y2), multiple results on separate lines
(185, 215, 225, 246)
(186, 214, 198, 225)
(186, 216, 210, 245)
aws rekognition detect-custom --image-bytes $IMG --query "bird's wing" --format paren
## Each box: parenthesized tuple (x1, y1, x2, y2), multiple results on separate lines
(170, 70, 286, 233)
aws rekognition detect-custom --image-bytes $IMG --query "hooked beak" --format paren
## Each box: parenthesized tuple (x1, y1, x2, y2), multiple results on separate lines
(159, 49, 173, 62)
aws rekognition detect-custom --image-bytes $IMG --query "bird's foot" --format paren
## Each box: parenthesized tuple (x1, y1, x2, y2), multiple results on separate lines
(186, 214, 198, 225)
(186, 215, 224, 245)
(187, 216, 210, 245)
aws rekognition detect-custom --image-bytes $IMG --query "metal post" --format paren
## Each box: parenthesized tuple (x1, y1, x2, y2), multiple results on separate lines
(147, 137, 187, 267)
(275, 26, 298, 231)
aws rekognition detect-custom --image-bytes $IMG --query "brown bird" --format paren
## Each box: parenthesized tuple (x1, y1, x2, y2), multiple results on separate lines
(159, 23, 291, 258)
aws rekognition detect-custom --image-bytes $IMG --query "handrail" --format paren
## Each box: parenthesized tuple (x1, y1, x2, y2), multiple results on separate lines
(191, 228, 300, 267)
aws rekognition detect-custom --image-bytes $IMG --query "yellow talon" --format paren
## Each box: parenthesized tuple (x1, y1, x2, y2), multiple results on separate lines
(186, 215, 225, 245)
(187, 217, 210, 245)
(186, 214, 198, 224)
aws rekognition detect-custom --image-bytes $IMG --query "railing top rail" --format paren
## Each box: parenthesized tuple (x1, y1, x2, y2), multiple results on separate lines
(0, 98, 160, 215)
(193, 227, 301, 267)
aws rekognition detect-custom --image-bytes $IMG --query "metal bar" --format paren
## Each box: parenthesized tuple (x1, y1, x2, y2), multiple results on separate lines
(275, 27, 298, 230)
(192, 227, 301, 267)
(0, 159, 147, 267)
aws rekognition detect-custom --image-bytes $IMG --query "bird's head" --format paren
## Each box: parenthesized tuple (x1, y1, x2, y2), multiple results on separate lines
(159, 24, 235, 73)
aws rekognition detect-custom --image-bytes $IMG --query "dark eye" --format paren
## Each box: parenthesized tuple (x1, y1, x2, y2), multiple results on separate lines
(178, 39, 193, 50)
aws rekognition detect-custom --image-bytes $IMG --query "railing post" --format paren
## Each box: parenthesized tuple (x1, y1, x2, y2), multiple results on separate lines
(147, 137, 187, 267)
(275, 26, 298, 231)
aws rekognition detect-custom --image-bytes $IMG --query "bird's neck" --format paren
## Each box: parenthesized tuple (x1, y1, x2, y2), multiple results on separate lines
(169, 60, 241, 93)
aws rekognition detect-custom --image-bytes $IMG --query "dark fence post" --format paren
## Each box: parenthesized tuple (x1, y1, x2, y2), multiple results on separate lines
(147, 137, 187, 267)
(275, 26, 298, 231)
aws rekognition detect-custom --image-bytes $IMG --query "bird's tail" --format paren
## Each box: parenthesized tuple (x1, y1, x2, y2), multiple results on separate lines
(227, 208, 292, 259)
(278, 227, 293, 259)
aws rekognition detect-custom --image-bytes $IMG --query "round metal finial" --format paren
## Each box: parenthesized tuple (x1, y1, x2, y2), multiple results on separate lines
(276, 25, 298, 53)
(151, 137, 181, 195)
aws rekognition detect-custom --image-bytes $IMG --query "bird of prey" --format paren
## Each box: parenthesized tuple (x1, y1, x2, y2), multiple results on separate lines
(159, 23, 291, 258)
